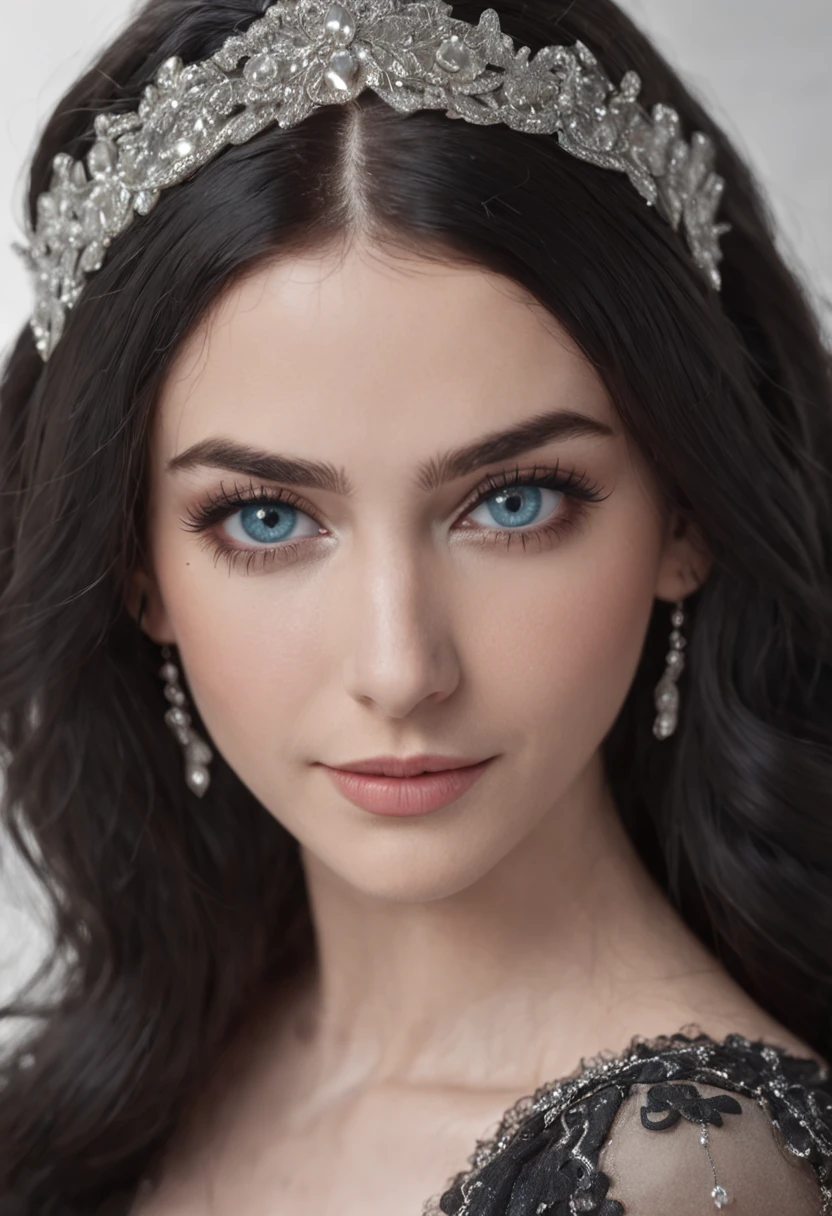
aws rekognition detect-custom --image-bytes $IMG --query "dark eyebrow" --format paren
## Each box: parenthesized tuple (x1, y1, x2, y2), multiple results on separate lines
(165, 408, 616, 494)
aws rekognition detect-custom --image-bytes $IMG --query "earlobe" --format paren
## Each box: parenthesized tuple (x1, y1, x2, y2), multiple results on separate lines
(124, 571, 176, 646)
(654, 512, 712, 604)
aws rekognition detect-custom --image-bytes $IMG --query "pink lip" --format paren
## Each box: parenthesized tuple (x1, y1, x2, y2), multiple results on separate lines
(332, 753, 488, 777)
(321, 758, 495, 816)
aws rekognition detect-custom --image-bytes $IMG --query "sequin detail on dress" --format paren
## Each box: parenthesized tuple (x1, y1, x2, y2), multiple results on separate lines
(421, 1027, 832, 1216)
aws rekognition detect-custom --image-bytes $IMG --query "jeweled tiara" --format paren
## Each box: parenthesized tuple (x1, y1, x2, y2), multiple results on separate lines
(14, 0, 731, 362)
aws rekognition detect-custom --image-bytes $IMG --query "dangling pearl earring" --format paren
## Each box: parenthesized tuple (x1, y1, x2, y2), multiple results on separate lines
(158, 647, 213, 797)
(653, 599, 687, 740)
(136, 592, 213, 796)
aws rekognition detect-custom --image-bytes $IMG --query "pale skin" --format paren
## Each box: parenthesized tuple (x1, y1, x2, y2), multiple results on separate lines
(128, 239, 818, 1215)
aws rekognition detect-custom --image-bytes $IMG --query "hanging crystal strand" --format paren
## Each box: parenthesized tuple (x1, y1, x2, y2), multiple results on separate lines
(699, 1121, 730, 1207)
(158, 644, 213, 797)
(652, 599, 686, 740)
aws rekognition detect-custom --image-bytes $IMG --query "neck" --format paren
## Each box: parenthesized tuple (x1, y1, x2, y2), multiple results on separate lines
(282, 753, 725, 1094)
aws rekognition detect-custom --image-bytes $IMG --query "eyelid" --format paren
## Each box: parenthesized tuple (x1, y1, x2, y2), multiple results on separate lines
(181, 461, 610, 576)
(195, 460, 602, 519)
(179, 461, 609, 559)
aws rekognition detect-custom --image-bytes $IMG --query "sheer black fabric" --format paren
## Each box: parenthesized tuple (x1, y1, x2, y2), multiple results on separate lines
(424, 1028, 832, 1216)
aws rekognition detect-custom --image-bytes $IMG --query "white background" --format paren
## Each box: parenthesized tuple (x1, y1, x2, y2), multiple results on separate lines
(1, 0, 831, 1019)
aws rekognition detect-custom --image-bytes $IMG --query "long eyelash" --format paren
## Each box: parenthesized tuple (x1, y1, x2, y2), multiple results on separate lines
(180, 463, 611, 573)
(468, 462, 607, 508)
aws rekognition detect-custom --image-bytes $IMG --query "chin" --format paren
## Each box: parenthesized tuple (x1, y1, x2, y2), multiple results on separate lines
(309, 830, 510, 904)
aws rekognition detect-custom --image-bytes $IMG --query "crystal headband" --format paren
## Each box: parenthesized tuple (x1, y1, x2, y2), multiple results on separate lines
(15, 0, 732, 362)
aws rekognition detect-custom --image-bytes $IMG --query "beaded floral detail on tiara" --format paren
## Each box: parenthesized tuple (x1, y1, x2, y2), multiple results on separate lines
(14, 0, 732, 362)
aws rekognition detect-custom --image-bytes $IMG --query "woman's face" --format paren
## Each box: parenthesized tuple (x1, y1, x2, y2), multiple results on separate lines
(138, 241, 707, 902)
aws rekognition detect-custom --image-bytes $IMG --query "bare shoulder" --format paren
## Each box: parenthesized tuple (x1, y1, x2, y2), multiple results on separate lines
(599, 1079, 826, 1216)
(599, 992, 831, 1214)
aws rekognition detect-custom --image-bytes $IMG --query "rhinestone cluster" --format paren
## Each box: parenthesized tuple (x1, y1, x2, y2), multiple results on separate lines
(15, 0, 731, 362)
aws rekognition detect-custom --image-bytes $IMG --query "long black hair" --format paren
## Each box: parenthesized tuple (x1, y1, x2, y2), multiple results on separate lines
(1, 0, 831, 1209)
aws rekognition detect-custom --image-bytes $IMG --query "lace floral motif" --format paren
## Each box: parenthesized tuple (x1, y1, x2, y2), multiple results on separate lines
(639, 1080, 742, 1130)
(420, 1026, 832, 1216)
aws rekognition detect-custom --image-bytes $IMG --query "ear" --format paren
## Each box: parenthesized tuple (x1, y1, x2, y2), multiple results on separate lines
(123, 565, 178, 647)
(654, 507, 712, 603)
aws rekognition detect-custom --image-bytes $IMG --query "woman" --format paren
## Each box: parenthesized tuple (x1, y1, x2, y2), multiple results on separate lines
(1, 0, 831, 1211)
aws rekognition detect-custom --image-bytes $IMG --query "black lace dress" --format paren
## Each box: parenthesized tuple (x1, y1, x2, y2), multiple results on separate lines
(421, 1027, 832, 1216)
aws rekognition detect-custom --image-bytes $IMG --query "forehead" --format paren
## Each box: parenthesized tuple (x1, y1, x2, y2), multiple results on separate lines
(153, 244, 616, 462)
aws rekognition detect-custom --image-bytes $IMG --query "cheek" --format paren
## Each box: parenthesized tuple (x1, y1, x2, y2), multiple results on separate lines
(468, 505, 662, 761)
(156, 562, 330, 773)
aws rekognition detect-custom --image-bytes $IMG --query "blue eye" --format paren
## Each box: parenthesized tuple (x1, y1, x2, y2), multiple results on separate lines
(181, 463, 609, 574)
(468, 484, 562, 531)
(225, 501, 320, 546)
(226, 484, 563, 546)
